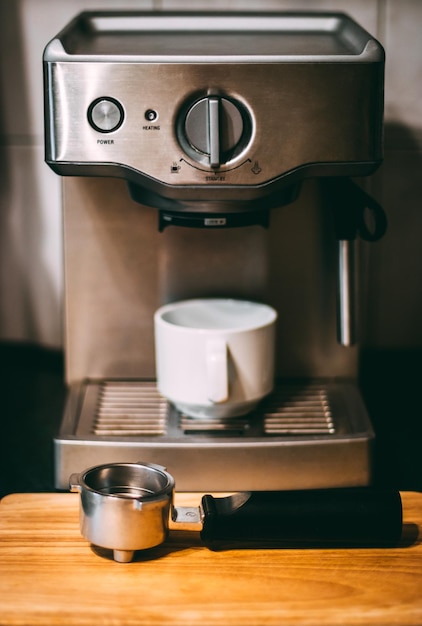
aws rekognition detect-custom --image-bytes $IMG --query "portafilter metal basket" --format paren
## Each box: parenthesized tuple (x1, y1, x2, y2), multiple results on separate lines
(70, 462, 174, 562)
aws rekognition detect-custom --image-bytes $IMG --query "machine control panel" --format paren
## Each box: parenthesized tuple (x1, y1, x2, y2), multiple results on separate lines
(44, 12, 384, 201)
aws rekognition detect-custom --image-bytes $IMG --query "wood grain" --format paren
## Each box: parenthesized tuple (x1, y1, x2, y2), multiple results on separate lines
(0, 491, 421, 625)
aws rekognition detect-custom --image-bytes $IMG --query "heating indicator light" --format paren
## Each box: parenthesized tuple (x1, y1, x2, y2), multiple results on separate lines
(145, 109, 158, 122)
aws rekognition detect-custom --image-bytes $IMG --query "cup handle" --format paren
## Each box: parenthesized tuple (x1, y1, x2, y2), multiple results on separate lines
(206, 338, 228, 403)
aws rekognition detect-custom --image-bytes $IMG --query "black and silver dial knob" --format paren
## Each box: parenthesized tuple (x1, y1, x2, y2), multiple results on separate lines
(180, 96, 251, 168)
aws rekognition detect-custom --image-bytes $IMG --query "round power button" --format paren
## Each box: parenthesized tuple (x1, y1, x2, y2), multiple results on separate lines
(88, 97, 124, 133)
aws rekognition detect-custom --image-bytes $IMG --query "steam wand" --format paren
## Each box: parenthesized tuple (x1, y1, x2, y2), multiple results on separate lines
(323, 178, 387, 347)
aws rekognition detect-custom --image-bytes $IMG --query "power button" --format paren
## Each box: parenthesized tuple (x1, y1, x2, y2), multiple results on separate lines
(88, 97, 124, 133)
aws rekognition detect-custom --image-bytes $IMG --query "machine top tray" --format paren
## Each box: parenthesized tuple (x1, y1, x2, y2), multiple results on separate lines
(46, 11, 383, 62)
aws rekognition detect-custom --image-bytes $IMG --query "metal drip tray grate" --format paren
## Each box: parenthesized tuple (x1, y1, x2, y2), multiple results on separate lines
(180, 414, 250, 434)
(263, 384, 335, 435)
(180, 383, 335, 435)
(93, 381, 167, 436)
(75, 380, 352, 439)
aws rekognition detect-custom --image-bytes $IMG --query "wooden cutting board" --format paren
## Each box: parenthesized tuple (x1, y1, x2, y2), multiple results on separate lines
(0, 491, 421, 625)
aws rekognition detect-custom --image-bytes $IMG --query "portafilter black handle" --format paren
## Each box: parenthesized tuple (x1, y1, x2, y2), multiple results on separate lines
(200, 488, 403, 550)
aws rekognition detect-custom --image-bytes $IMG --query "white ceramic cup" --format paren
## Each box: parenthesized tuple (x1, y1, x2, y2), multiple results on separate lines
(154, 298, 277, 419)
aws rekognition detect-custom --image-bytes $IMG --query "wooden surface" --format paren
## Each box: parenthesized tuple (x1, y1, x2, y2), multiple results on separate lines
(0, 491, 421, 626)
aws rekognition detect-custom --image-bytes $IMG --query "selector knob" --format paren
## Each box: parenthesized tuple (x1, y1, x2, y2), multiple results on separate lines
(183, 96, 249, 168)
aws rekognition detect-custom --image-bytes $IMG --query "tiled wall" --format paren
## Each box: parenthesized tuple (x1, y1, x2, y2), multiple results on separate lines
(0, 0, 421, 349)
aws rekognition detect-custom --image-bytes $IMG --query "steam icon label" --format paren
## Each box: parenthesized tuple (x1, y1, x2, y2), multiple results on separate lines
(251, 161, 262, 174)
(171, 162, 181, 173)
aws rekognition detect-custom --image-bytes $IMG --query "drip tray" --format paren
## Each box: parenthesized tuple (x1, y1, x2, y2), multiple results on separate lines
(54, 379, 374, 491)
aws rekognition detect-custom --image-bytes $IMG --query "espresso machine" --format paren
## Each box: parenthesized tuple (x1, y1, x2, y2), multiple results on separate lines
(43, 11, 386, 491)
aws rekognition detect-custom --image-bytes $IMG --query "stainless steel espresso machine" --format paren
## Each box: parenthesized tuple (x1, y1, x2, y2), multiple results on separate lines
(43, 11, 386, 491)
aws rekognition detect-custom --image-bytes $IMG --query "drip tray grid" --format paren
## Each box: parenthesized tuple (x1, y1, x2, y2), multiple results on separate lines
(75, 379, 363, 440)
(93, 382, 168, 436)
